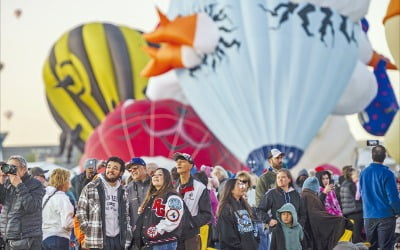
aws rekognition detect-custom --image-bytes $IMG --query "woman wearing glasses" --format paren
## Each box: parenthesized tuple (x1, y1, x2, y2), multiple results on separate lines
(236, 171, 257, 207)
(217, 178, 259, 250)
(133, 168, 184, 250)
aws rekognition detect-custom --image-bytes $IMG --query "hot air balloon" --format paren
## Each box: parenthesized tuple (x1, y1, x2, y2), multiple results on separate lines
(42, 22, 155, 162)
(3, 110, 13, 120)
(332, 61, 377, 115)
(144, 0, 365, 174)
(383, 0, 400, 67)
(82, 99, 246, 173)
(14, 9, 22, 18)
(146, 70, 189, 104)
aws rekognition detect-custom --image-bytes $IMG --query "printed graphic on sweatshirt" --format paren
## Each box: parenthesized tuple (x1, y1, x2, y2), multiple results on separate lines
(168, 197, 182, 210)
(146, 225, 158, 238)
(234, 210, 254, 234)
(166, 209, 180, 222)
(152, 198, 166, 217)
(105, 194, 118, 212)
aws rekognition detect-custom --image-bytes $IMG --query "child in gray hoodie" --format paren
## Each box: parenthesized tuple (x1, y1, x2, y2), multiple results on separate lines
(270, 203, 303, 250)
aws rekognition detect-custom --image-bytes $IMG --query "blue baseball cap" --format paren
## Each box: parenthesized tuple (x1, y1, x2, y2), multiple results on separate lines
(127, 157, 146, 167)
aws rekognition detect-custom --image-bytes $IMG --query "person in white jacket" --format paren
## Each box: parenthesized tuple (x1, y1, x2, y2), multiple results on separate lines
(42, 168, 74, 250)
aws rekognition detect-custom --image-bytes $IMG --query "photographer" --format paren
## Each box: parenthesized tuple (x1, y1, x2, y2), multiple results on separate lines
(0, 155, 45, 249)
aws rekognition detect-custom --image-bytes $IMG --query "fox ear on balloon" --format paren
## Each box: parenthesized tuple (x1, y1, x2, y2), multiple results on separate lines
(43, 22, 155, 162)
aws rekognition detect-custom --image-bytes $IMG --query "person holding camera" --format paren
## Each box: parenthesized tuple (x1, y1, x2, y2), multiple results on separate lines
(0, 155, 45, 250)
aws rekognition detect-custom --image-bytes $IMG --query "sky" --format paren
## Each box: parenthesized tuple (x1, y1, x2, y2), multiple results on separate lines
(0, 0, 398, 147)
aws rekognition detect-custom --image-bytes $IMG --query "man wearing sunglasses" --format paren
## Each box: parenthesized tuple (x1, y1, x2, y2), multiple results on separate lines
(126, 157, 151, 230)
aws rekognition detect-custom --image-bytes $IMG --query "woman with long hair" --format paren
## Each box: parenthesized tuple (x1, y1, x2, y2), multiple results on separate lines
(42, 168, 74, 250)
(134, 168, 184, 250)
(217, 178, 258, 250)
(316, 170, 342, 216)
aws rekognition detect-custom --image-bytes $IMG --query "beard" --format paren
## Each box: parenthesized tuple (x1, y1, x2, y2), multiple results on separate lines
(104, 173, 120, 183)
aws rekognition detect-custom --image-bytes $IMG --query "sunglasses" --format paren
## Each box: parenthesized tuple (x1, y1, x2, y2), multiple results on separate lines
(239, 179, 249, 184)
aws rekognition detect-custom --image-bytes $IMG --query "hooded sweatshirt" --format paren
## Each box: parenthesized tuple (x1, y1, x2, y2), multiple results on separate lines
(42, 186, 74, 240)
(270, 203, 303, 250)
(99, 175, 121, 237)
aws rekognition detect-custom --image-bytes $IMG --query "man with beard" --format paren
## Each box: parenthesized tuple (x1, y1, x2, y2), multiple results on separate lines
(76, 156, 132, 249)
(256, 149, 285, 206)
(255, 149, 285, 250)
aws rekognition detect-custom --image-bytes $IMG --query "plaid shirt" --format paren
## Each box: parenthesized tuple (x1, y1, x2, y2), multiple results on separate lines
(76, 176, 132, 249)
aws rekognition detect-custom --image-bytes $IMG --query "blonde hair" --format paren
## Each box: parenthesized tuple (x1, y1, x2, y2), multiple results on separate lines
(49, 168, 70, 190)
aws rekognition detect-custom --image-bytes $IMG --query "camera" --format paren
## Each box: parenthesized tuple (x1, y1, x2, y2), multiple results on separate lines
(1, 163, 18, 175)
(367, 140, 379, 146)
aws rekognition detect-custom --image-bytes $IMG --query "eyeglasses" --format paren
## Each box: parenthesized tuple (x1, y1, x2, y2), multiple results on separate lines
(128, 166, 141, 172)
(239, 179, 249, 184)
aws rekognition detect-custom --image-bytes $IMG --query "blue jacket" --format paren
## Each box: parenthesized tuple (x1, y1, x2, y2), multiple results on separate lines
(360, 163, 400, 218)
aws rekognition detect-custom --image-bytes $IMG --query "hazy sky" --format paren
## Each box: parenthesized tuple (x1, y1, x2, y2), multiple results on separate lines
(0, 0, 398, 146)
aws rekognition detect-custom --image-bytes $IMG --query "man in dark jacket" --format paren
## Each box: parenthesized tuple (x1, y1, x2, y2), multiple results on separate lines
(0, 155, 45, 250)
(70, 158, 98, 200)
(125, 157, 151, 229)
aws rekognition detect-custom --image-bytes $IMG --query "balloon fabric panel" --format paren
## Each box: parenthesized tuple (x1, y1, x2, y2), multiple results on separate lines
(167, 0, 359, 174)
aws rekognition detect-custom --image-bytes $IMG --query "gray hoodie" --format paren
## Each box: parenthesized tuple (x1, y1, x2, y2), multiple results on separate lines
(274, 203, 303, 250)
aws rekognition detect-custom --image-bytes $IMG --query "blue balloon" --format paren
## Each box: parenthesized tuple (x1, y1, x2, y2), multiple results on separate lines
(358, 60, 399, 136)
(168, 0, 360, 174)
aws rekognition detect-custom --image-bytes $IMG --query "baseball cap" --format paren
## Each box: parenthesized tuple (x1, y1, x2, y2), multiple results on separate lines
(173, 152, 194, 164)
(29, 167, 49, 177)
(126, 157, 146, 167)
(267, 148, 285, 159)
(84, 158, 98, 169)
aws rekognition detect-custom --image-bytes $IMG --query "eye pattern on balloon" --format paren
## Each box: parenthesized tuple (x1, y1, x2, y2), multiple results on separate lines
(189, 4, 241, 77)
(259, 2, 358, 46)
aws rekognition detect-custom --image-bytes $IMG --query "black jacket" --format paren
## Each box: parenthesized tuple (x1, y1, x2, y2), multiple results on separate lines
(258, 187, 305, 227)
(71, 172, 93, 200)
(217, 197, 258, 250)
(340, 180, 362, 216)
(134, 192, 184, 248)
(0, 173, 45, 240)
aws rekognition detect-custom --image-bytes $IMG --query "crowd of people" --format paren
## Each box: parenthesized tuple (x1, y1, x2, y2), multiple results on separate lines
(0, 145, 399, 250)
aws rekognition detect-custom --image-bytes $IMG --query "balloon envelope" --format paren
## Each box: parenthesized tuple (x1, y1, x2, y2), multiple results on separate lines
(291, 115, 357, 177)
(43, 22, 153, 151)
(83, 99, 247, 173)
(167, 0, 360, 174)
(332, 61, 377, 115)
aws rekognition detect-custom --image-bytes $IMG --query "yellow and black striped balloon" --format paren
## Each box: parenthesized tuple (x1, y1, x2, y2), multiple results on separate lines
(43, 22, 155, 152)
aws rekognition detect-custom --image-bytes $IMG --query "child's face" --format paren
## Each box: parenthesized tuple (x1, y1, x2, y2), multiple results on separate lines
(280, 211, 293, 225)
